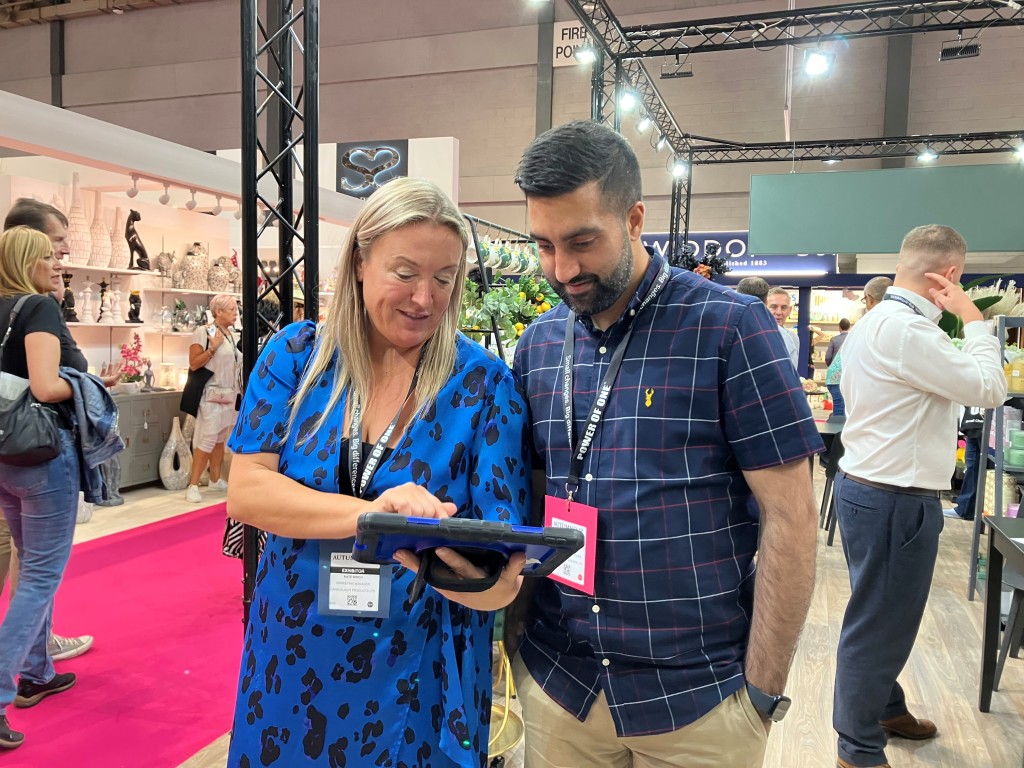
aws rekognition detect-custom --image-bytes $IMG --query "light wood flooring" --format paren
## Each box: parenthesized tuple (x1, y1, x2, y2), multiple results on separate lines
(68, 477, 1024, 768)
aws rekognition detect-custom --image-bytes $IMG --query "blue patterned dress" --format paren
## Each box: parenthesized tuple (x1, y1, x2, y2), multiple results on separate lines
(226, 322, 530, 768)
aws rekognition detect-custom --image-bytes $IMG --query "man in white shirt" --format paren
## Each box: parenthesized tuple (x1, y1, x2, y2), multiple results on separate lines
(767, 287, 800, 372)
(833, 225, 1007, 768)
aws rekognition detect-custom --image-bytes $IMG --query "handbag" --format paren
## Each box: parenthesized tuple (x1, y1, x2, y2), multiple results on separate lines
(0, 295, 62, 466)
(206, 385, 236, 404)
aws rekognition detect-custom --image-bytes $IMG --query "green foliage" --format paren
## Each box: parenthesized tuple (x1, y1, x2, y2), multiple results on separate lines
(939, 294, 1005, 339)
(461, 273, 560, 343)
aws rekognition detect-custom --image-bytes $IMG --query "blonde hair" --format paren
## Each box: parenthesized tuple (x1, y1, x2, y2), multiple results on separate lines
(289, 177, 469, 441)
(0, 226, 52, 297)
(209, 293, 237, 317)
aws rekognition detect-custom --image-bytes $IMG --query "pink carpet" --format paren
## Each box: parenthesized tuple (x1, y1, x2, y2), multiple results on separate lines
(0, 503, 242, 767)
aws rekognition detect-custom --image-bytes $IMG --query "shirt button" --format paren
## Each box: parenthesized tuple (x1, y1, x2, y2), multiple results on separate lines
(591, 604, 600, 613)
(602, 658, 611, 667)
(585, 473, 593, 482)
(598, 346, 607, 354)
(629, 309, 636, 316)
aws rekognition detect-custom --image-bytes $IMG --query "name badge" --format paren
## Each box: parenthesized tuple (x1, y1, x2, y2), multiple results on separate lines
(318, 540, 392, 618)
(544, 494, 597, 595)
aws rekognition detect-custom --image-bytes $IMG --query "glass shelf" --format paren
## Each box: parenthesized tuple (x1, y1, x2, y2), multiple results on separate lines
(59, 265, 158, 277)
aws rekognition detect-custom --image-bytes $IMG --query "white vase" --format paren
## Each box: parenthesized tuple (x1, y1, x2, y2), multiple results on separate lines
(159, 417, 193, 490)
(88, 191, 111, 267)
(66, 172, 92, 266)
(109, 207, 131, 270)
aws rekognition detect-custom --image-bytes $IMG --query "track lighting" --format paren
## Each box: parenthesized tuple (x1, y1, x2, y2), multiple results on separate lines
(234, 207, 243, 220)
(211, 196, 223, 216)
(636, 116, 652, 133)
(185, 189, 197, 211)
(158, 183, 170, 206)
(126, 174, 139, 198)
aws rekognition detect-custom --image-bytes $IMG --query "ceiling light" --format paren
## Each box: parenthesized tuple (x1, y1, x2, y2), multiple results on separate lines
(234, 207, 243, 220)
(636, 116, 652, 133)
(1014, 145, 1024, 161)
(656, 135, 668, 152)
(823, 158, 843, 165)
(669, 156, 688, 178)
(917, 146, 938, 162)
(185, 189, 197, 211)
(211, 196, 223, 216)
(618, 90, 637, 112)
(158, 183, 170, 206)
(940, 32, 981, 61)
(803, 48, 834, 77)
(574, 44, 598, 66)
(661, 55, 694, 80)
(126, 174, 139, 198)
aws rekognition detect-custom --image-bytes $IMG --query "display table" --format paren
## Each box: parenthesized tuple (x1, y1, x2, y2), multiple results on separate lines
(980, 516, 1024, 712)
(110, 390, 183, 488)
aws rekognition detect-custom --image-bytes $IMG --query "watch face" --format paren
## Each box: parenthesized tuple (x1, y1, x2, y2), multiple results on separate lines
(770, 696, 792, 722)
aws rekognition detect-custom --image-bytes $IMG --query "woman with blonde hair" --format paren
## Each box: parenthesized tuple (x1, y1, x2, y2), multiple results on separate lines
(224, 177, 531, 767)
(0, 227, 86, 750)
(182, 293, 241, 503)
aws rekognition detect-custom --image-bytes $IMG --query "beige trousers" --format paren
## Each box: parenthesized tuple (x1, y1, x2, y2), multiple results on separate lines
(513, 655, 768, 768)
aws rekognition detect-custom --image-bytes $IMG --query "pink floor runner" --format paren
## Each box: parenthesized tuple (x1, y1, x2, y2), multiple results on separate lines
(0, 502, 242, 767)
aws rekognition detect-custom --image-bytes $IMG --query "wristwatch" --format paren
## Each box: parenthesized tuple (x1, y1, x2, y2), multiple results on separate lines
(745, 682, 792, 722)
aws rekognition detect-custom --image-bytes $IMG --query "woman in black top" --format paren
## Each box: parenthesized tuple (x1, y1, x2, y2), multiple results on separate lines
(0, 227, 84, 750)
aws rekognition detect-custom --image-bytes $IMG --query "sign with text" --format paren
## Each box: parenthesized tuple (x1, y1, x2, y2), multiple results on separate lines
(553, 21, 589, 67)
(642, 231, 837, 276)
(335, 139, 408, 199)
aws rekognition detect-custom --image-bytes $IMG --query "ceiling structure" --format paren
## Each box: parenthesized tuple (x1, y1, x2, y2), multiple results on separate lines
(0, 0, 213, 29)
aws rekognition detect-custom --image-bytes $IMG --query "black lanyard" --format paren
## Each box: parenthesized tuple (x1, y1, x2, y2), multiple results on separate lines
(882, 294, 925, 317)
(561, 265, 671, 498)
(348, 354, 424, 499)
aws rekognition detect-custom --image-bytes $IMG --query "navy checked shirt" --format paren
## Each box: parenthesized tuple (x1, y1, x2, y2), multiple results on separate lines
(512, 253, 823, 737)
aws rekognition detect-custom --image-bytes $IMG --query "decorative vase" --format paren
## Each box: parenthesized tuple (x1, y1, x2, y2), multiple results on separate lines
(207, 256, 231, 292)
(50, 193, 66, 216)
(108, 207, 131, 269)
(88, 191, 111, 267)
(160, 417, 193, 490)
(181, 242, 209, 290)
(66, 172, 91, 266)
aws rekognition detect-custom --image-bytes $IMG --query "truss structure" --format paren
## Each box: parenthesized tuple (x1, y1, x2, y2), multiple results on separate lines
(621, 0, 1024, 57)
(240, 0, 320, 624)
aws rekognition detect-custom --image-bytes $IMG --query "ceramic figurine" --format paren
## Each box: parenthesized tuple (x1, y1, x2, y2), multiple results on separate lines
(171, 264, 185, 289)
(109, 207, 131, 269)
(125, 209, 151, 271)
(66, 172, 91, 266)
(61, 273, 79, 322)
(97, 279, 113, 324)
(142, 361, 155, 391)
(128, 290, 142, 323)
(156, 248, 176, 277)
(110, 279, 124, 324)
(79, 278, 95, 323)
(88, 191, 111, 267)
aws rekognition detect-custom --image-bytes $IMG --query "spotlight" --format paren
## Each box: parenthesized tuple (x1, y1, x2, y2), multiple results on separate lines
(211, 196, 223, 216)
(669, 156, 688, 178)
(234, 208, 243, 220)
(574, 44, 598, 65)
(940, 32, 981, 61)
(185, 189, 197, 211)
(636, 116, 652, 133)
(126, 174, 139, 198)
(660, 54, 694, 80)
(1014, 145, 1024, 161)
(158, 183, 170, 206)
(618, 90, 637, 112)
(917, 146, 938, 162)
(656, 135, 668, 152)
(823, 158, 843, 165)
(803, 48, 834, 76)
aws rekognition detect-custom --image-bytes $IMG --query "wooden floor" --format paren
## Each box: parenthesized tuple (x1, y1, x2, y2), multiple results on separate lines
(71, 478, 1024, 768)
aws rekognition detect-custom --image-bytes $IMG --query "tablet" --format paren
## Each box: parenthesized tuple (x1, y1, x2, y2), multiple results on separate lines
(352, 513, 585, 578)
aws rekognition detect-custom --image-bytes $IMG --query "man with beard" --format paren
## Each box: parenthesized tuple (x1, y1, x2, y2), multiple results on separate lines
(506, 120, 823, 767)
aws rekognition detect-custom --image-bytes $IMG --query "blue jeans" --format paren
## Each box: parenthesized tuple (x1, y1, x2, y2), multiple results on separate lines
(0, 429, 79, 713)
(954, 435, 981, 519)
(827, 384, 846, 418)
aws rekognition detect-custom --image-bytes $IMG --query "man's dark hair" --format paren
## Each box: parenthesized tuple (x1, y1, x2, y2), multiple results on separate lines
(515, 120, 642, 215)
(3, 198, 68, 233)
(839, 318, 851, 331)
(735, 276, 770, 304)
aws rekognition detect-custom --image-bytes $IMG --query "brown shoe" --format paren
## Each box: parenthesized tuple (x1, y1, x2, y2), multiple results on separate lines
(879, 712, 937, 740)
(836, 759, 891, 768)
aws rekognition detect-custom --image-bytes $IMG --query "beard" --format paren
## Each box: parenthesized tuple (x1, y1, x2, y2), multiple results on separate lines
(549, 228, 634, 318)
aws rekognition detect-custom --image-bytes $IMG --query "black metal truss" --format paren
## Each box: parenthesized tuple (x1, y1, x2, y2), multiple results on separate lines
(240, 0, 319, 625)
(621, 0, 1024, 57)
(689, 130, 1024, 164)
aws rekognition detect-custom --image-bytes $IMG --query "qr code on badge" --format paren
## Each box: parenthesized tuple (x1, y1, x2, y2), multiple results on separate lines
(346, 595, 358, 607)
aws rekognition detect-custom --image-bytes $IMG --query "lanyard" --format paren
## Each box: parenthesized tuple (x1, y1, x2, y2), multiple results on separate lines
(561, 265, 671, 499)
(882, 294, 925, 317)
(348, 354, 424, 499)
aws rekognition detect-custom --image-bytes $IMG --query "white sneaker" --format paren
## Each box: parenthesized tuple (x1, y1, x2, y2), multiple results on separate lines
(186, 484, 202, 503)
(48, 633, 94, 661)
(208, 478, 228, 492)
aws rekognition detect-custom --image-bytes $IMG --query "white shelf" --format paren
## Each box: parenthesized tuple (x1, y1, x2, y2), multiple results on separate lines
(66, 322, 152, 331)
(156, 287, 241, 298)
(60, 265, 159, 277)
